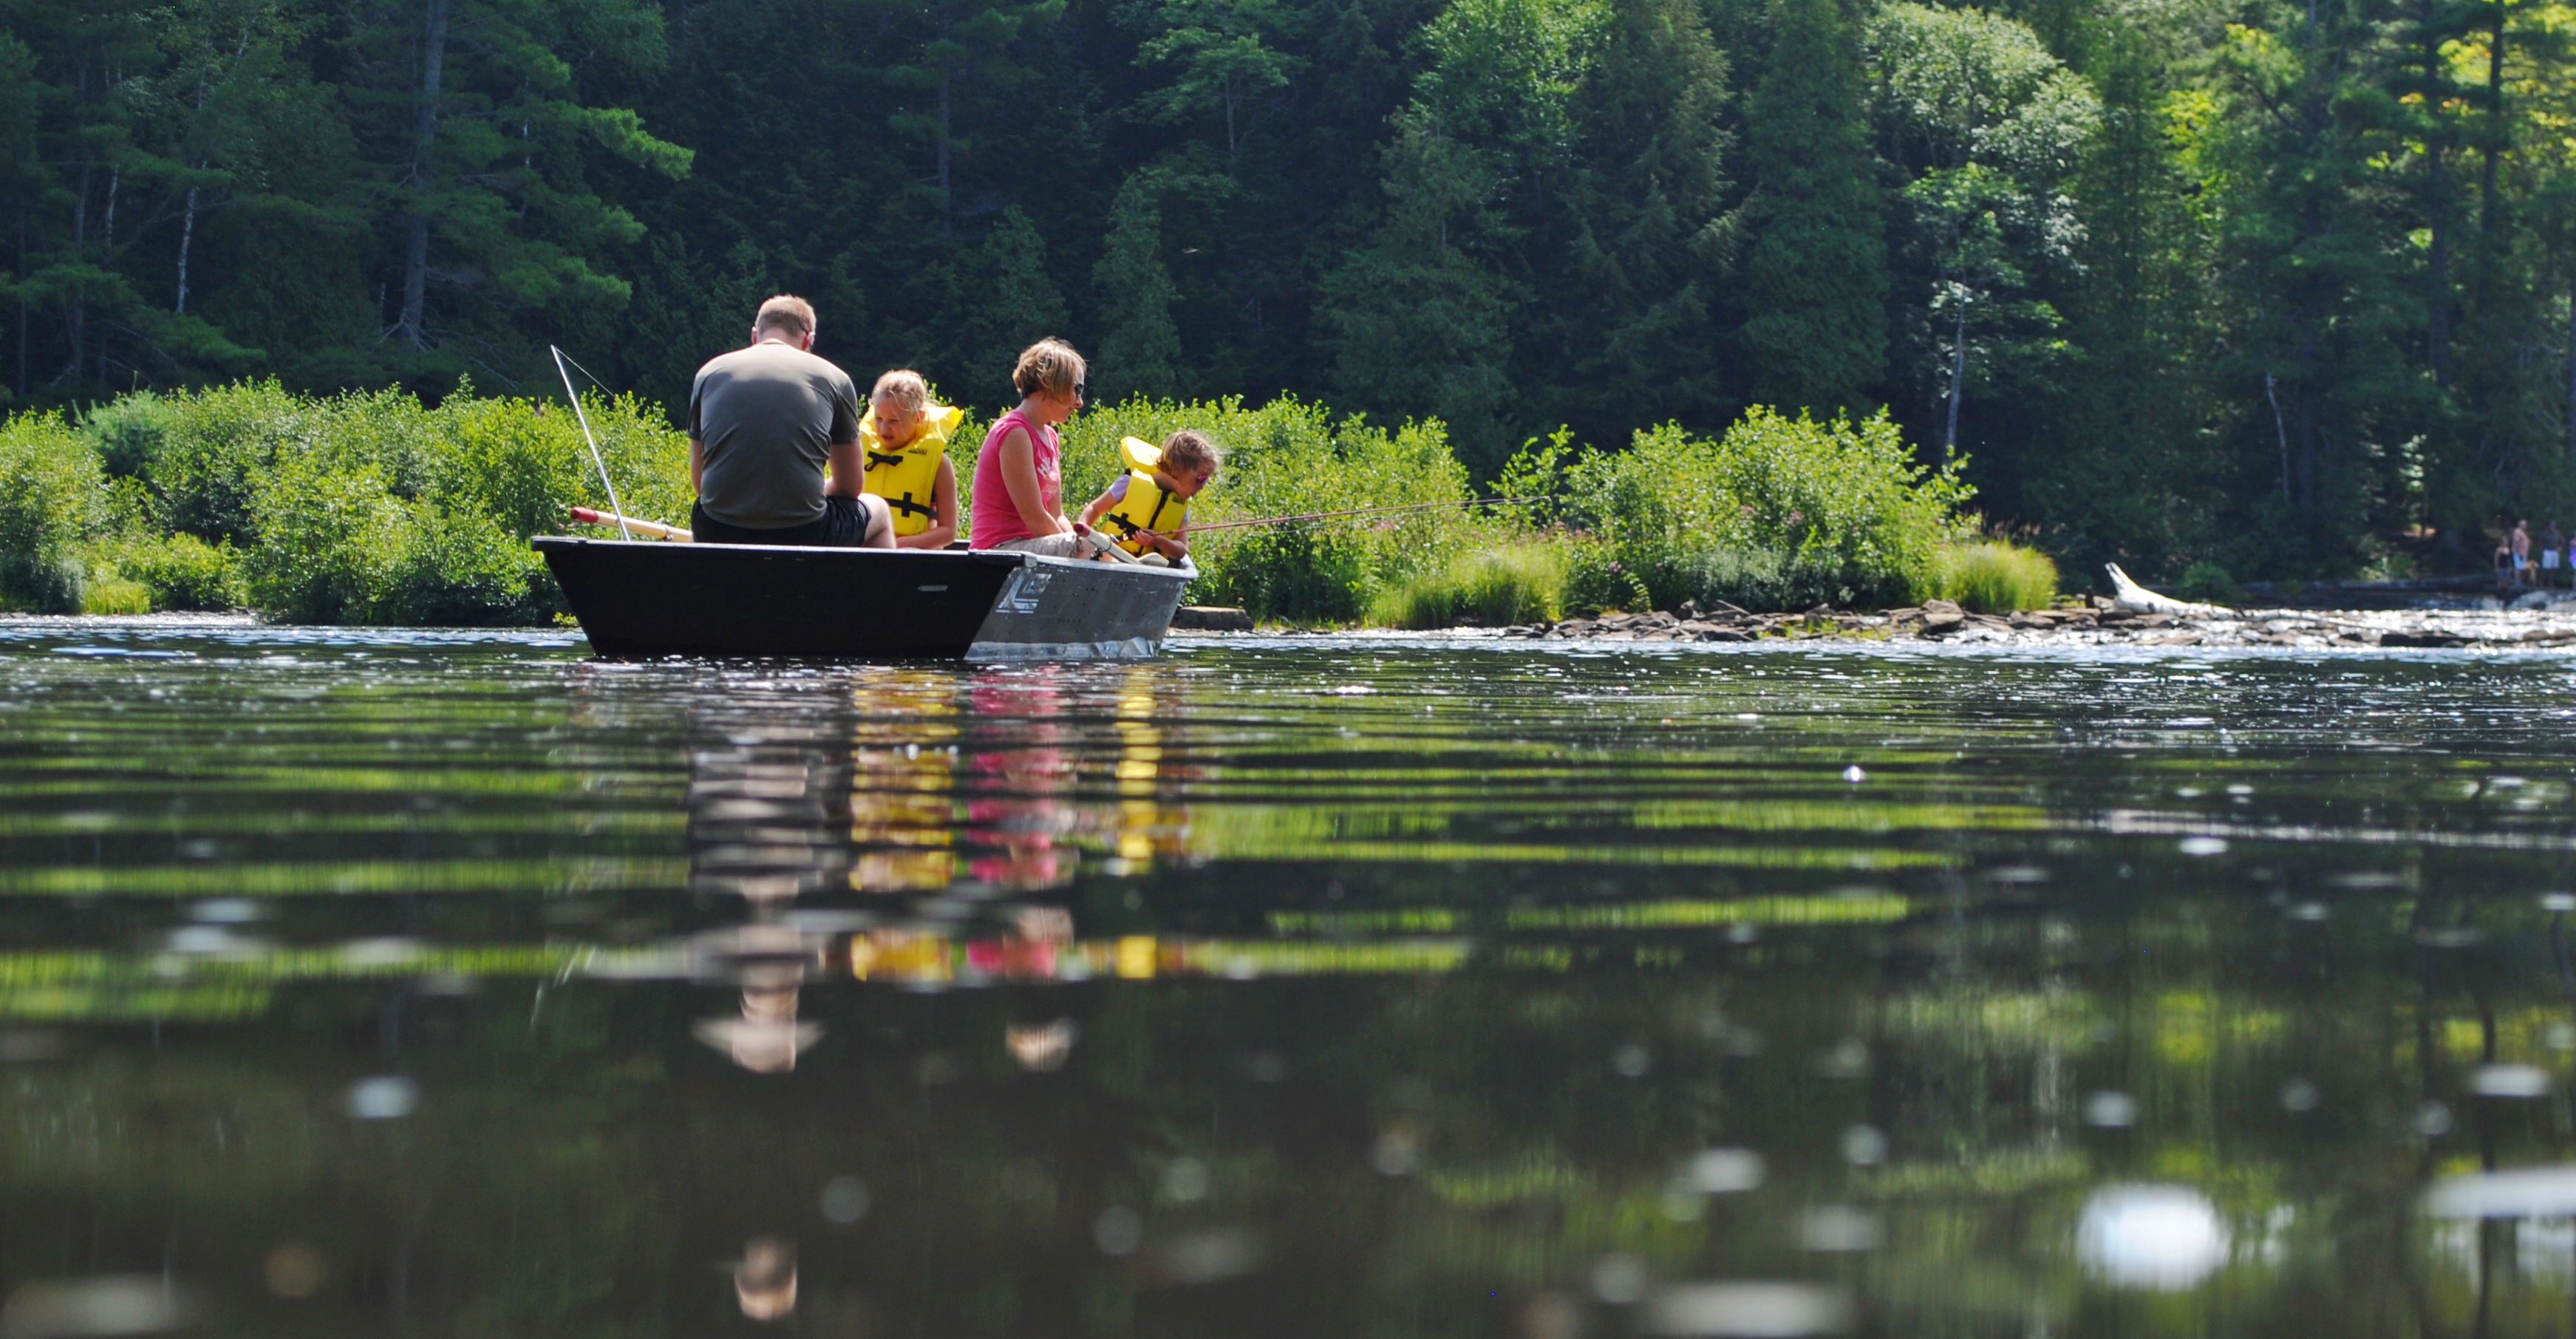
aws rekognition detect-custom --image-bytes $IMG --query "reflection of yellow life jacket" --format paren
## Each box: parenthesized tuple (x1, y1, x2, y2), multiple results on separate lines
(1097, 437, 1189, 556)
(860, 405, 964, 536)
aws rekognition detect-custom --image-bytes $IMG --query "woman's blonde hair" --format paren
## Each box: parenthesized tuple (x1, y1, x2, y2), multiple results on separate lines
(1012, 338, 1085, 398)
(1161, 429, 1220, 478)
(870, 369, 929, 413)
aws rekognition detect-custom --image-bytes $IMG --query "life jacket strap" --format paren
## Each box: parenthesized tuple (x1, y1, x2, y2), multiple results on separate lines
(888, 492, 937, 519)
(866, 450, 907, 470)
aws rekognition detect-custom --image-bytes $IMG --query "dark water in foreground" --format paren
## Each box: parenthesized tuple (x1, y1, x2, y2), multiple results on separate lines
(6, 623, 2576, 1338)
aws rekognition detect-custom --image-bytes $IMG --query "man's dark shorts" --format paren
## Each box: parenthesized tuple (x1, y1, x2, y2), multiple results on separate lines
(691, 497, 878, 547)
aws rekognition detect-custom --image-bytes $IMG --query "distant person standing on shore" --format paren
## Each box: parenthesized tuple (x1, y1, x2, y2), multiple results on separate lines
(2544, 521, 2566, 588)
(686, 296, 893, 548)
(2513, 519, 2534, 588)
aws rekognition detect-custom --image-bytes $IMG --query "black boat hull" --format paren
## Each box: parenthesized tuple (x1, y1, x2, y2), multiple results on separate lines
(533, 537, 1193, 660)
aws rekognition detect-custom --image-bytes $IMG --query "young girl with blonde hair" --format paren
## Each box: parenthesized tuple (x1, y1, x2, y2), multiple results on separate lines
(859, 369, 965, 549)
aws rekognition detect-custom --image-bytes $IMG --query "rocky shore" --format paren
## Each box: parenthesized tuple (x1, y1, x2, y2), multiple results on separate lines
(1477, 597, 2576, 650)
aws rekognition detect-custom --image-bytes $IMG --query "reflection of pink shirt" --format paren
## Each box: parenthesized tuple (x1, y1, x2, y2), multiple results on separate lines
(970, 409, 1059, 547)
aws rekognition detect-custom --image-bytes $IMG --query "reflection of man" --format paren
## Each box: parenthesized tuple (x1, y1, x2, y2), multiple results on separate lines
(734, 1237, 797, 1320)
(688, 296, 894, 549)
(693, 926, 821, 1074)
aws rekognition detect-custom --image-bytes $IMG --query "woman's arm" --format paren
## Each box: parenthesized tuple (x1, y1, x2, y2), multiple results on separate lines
(897, 459, 960, 549)
(998, 426, 1071, 536)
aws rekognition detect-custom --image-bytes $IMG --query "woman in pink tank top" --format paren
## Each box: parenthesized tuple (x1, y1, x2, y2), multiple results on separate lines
(971, 338, 1104, 554)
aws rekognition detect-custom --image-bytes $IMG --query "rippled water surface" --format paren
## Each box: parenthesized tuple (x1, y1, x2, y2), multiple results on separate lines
(7, 621, 2576, 1337)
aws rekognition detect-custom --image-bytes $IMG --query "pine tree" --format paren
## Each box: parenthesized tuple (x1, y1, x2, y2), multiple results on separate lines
(1737, 0, 1886, 418)
(1316, 109, 1517, 473)
(340, 0, 691, 376)
(1527, 0, 1735, 443)
(947, 208, 1071, 408)
(1090, 174, 1184, 404)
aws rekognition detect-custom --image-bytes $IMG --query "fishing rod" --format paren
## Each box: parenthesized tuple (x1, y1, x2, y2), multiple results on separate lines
(551, 344, 634, 542)
(569, 506, 691, 542)
(1177, 496, 1535, 534)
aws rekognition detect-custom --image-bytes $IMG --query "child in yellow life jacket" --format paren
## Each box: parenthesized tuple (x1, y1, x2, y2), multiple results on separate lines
(861, 369, 965, 548)
(1078, 429, 1219, 566)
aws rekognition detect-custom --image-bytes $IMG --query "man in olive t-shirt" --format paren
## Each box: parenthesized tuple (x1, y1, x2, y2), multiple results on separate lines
(686, 296, 893, 548)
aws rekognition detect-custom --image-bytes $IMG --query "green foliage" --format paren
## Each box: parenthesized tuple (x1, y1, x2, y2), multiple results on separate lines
(0, 414, 105, 613)
(1740, 0, 1885, 418)
(242, 452, 406, 624)
(376, 506, 552, 627)
(2171, 561, 2243, 606)
(1091, 177, 1185, 404)
(83, 392, 176, 480)
(81, 531, 245, 613)
(1371, 542, 1570, 627)
(1048, 395, 1482, 622)
(1566, 407, 1972, 611)
(1940, 539, 2058, 612)
(9, 0, 2576, 588)
(2, 381, 692, 627)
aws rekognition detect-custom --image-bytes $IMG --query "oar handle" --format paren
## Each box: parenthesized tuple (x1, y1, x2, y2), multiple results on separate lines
(570, 507, 692, 542)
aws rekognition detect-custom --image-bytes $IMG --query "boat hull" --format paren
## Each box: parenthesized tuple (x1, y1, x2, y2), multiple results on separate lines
(533, 537, 1193, 660)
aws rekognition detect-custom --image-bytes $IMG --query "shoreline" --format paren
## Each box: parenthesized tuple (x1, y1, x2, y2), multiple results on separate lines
(1199, 600, 2576, 650)
(11, 604, 2576, 653)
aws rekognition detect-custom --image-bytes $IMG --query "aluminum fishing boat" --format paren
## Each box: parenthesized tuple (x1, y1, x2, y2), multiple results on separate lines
(533, 536, 1193, 660)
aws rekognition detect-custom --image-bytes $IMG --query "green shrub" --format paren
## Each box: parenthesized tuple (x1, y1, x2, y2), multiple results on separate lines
(378, 505, 552, 626)
(0, 413, 105, 612)
(2172, 560, 2241, 605)
(1555, 407, 1972, 612)
(1941, 540, 2058, 612)
(1042, 396, 1486, 622)
(1564, 543, 1654, 613)
(242, 452, 405, 623)
(81, 531, 245, 611)
(1372, 542, 1569, 628)
(83, 391, 174, 480)
(153, 379, 317, 543)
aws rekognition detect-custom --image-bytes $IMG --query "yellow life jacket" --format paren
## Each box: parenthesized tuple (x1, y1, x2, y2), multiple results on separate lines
(1097, 436, 1190, 556)
(860, 404, 964, 536)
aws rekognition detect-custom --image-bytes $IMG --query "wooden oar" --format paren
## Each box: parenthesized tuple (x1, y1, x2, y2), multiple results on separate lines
(1179, 496, 1530, 534)
(570, 506, 692, 542)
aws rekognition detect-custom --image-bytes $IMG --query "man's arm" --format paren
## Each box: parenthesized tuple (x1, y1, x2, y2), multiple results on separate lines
(689, 437, 705, 494)
(825, 440, 865, 499)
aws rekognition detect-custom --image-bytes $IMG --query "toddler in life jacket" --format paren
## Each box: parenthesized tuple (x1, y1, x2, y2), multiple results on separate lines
(860, 369, 965, 549)
(1079, 429, 1220, 566)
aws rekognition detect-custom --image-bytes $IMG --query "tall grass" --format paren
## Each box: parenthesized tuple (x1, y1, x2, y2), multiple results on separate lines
(1370, 544, 1570, 629)
(1940, 540, 2058, 612)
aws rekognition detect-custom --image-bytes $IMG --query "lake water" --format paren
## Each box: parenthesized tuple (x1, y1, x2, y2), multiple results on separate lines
(4, 621, 2576, 1338)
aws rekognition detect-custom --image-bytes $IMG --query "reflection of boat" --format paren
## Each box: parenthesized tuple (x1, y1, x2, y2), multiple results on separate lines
(534, 539, 1193, 660)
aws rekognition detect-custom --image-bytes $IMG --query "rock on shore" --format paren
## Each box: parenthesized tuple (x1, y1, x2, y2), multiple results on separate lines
(1485, 597, 2576, 650)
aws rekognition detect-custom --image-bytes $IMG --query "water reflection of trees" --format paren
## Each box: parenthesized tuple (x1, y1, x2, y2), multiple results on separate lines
(5, 884, 2576, 1334)
(21, 654, 2576, 1333)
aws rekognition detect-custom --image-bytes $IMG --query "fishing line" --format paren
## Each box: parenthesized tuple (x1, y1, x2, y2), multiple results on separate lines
(1180, 496, 1535, 534)
(550, 345, 634, 542)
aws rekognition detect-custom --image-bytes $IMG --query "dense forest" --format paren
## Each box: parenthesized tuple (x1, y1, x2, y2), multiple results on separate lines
(5, 0, 2575, 582)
